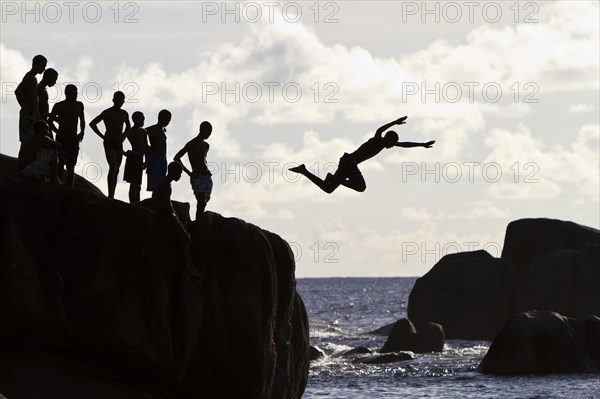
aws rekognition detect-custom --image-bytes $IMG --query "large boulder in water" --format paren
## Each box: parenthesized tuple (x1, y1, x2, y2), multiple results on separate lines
(512, 245, 600, 318)
(0, 174, 309, 398)
(407, 250, 516, 340)
(501, 218, 600, 268)
(407, 219, 600, 341)
(479, 311, 600, 374)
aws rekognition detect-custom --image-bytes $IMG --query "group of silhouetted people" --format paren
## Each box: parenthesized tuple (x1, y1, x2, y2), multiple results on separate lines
(16, 56, 85, 187)
(15, 54, 214, 221)
(16, 54, 436, 220)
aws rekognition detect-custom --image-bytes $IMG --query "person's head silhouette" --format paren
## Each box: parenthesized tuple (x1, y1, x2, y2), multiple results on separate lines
(64, 84, 78, 101)
(158, 109, 172, 127)
(33, 120, 49, 136)
(199, 121, 212, 139)
(384, 131, 399, 148)
(42, 68, 59, 87)
(167, 161, 183, 181)
(132, 111, 145, 127)
(32, 55, 47, 74)
(113, 91, 126, 108)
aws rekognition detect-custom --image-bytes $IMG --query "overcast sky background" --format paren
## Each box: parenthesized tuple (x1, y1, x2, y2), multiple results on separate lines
(1, 1, 598, 277)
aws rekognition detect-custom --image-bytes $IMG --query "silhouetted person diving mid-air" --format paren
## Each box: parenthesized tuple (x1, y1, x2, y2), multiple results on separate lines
(289, 116, 434, 193)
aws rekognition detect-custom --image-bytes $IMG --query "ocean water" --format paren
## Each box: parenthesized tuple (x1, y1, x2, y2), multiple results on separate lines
(296, 278, 599, 399)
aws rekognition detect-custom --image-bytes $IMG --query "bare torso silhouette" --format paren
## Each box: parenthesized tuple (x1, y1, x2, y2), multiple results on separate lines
(127, 126, 147, 155)
(52, 100, 84, 140)
(350, 136, 389, 164)
(98, 107, 129, 140)
(16, 71, 38, 113)
(174, 121, 213, 219)
(182, 138, 210, 177)
(89, 92, 130, 198)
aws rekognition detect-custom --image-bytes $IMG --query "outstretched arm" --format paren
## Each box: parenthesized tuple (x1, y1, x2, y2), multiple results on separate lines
(375, 116, 408, 138)
(395, 140, 435, 148)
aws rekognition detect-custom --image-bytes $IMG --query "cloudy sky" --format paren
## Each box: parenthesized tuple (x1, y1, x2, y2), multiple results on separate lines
(1, 1, 598, 277)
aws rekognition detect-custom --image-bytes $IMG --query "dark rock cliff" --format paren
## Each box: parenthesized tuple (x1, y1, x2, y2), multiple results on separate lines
(0, 173, 308, 398)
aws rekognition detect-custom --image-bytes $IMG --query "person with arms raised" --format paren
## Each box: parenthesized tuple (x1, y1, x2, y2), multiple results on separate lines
(290, 116, 434, 193)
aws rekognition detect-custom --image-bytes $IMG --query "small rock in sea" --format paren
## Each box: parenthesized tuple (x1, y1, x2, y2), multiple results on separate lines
(309, 346, 325, 361)
(381, 319, 444, 354)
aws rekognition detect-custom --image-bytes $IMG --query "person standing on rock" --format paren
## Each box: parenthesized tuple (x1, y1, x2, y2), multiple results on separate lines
(89, 91, 131, 198)
(15, 55, 47, 142)
(37, 68, 59, 138)
(49, 84, 85, 186)
(123, 111, 147, 203)
(289, 116, 435, 193)
(173, 121, 213, 219)
(146, 109, 172, 192)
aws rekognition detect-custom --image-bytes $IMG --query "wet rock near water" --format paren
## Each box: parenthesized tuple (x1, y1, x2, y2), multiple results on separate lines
(479, 311, 600, 374)
(380, 319, 444, 354)
(309, 346, 325, 361)
(369, 322, 395, 336)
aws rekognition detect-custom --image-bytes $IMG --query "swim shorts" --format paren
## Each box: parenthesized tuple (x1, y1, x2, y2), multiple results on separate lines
(191, 174, 213, 202)
(124, 150, 143, 185)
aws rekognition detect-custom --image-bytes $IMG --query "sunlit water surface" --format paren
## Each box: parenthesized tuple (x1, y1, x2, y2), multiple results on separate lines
(297, 278, 599, 399)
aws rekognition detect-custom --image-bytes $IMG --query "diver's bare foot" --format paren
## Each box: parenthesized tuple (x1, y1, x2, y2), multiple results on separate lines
(289, 164, 307, 174)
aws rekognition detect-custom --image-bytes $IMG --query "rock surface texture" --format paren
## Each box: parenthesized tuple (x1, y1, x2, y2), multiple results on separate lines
(0, 173, 309, 399)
